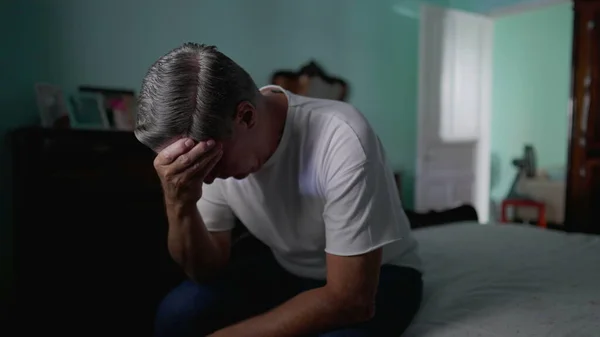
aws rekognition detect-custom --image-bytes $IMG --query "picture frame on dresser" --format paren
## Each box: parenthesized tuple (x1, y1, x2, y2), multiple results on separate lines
(69, 91, 111, 130)
(75, 86, 138, 131)
(34, 83, 70, 128)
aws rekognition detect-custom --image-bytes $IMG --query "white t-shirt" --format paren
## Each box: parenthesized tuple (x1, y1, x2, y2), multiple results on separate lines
(197, 85, 421, 279)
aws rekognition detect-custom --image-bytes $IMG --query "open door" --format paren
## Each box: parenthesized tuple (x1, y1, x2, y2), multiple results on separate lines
(415, 5, 493, 223)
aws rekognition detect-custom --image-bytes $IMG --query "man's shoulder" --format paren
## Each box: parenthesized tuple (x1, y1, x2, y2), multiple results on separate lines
(292, 95, 367, 126)
(292, 96, 376, 152)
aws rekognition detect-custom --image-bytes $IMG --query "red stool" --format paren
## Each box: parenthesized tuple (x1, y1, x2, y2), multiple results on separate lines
(501, 199, 547, 228)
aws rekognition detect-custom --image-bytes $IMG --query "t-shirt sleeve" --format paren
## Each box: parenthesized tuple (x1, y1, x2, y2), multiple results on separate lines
(197, 181, 235, 232)
(322, 127, 404, 256)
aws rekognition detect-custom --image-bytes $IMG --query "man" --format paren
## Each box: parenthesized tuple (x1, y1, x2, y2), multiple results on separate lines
(135, 43, 423, 337)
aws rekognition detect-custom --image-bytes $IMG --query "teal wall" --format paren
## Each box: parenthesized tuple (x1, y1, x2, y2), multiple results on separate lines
(490, 2, 573, 202)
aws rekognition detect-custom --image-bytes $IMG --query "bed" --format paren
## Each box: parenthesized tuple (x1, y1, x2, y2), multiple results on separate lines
(404, 222, 600, 337)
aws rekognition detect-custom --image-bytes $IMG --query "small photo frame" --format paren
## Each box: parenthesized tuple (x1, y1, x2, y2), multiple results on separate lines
(69, 92, 110, 130)
(34, 83, 70, 128)
(78, 86, 137, 131)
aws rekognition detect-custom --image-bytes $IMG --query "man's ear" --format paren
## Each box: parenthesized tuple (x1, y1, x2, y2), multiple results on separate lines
(234, 101, 256, 129)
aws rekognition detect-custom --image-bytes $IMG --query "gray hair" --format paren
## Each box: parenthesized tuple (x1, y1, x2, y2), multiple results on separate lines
(134, 43, 259, 150)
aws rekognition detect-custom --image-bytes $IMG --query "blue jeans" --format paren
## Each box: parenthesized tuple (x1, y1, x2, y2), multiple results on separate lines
(155, 237, 422, 337)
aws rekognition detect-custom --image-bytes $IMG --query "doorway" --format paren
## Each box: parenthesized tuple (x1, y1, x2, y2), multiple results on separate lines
(415, 1, 574, 226)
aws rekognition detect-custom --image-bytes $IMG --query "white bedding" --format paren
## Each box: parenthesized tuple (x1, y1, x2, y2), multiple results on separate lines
(405, 222, 600, 337)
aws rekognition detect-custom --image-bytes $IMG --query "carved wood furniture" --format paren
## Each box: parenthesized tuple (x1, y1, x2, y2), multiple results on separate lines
(271, 61, 349, 101)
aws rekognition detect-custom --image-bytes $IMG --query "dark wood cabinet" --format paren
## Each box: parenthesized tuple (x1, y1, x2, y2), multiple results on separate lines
(584, 4, 600, 151)
(566, 0, 600, 234)
(11, 128, 184, 335)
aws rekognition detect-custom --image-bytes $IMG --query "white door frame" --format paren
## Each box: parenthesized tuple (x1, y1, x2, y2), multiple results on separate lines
(476, 23, 493, 224)
(415, 4, 493, 223)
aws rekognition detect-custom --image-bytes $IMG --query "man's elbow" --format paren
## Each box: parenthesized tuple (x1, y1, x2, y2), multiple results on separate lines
(328, 291, 376, 324)
(344, 299, 376, 323)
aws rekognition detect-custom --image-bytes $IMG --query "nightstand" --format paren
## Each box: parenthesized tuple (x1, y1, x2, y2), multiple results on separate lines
(501, 199, 547, 228)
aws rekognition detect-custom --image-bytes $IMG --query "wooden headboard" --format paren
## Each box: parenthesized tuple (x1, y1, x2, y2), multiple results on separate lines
(270, 61, 349, 101)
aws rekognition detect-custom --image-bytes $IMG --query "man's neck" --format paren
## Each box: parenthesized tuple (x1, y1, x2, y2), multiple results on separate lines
(260, 90, 288, 164)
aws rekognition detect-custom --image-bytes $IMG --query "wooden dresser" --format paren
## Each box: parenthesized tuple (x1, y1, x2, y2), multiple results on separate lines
(11, 127, 184, 335)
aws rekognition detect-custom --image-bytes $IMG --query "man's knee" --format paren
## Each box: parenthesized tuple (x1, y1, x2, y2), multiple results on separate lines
(154, 281, 219, 337)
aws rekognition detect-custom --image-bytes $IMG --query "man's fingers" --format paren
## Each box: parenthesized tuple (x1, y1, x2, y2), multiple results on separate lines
(176, 140, 218, 168)
(202, 149, 223, 177)
(155, 138, 218, 170)
(202, 150, 224, 184)
(186, 148, 223, 179)
(168, 141, 219, 175)
(155, 138, 196, 166)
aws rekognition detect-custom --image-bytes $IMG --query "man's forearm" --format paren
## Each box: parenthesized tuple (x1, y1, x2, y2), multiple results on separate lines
(209, 286, 372, 337)
(165, 201, 228, 282)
